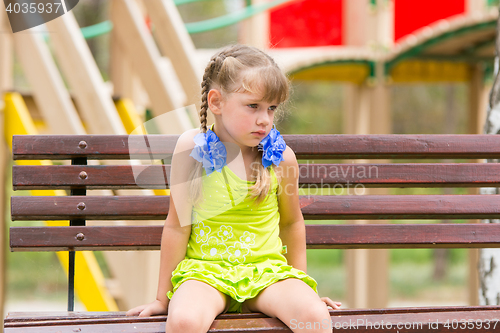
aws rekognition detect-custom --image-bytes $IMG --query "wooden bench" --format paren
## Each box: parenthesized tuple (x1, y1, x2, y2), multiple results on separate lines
(6, 134, 500, 333)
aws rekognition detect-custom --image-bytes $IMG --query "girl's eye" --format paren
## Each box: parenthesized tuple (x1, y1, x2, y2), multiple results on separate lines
(268, 106, 278, 112)
(248, 104, 258, 109)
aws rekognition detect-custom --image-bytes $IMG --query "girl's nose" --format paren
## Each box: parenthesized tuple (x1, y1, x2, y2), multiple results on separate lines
(257, 110, 270, 126)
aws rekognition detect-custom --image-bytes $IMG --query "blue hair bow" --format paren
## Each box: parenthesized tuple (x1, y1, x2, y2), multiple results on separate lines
(190, 126, 286, 175)
(257, 127, 286, 168)
(189, 129, 227, 175)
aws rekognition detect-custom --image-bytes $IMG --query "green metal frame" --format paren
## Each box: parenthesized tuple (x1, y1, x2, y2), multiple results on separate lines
(184, 0, 290, 34)
(78, 0, 291, 39)
(487, 0, 500, 7)
(80, 20, 113, 40)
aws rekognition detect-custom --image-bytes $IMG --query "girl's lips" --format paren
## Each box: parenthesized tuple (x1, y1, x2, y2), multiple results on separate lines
(252, 131, 266, 137)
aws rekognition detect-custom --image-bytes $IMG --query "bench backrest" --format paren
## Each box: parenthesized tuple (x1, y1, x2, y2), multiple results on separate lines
(10, 134, 500, 252)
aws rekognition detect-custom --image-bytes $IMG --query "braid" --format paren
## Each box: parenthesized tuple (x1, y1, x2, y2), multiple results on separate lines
(199, 54, 228, 133)
(200, 59, 215, 133)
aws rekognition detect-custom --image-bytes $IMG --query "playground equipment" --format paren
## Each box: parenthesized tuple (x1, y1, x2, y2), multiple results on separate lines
(1, 0, 499, 318)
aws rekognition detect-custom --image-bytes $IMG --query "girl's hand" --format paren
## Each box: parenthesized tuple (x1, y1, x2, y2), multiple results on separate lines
(320, 297, 341, 310)
(126, 299, 168, 317)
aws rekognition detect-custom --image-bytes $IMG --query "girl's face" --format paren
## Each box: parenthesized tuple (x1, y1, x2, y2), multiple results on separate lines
(212, 88, 279, 151)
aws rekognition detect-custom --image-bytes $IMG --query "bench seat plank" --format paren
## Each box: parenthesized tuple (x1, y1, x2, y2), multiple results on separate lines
(10, 224, 500, 251)
(13, 163, 500, 190)
(6, 307, 500, 332)
(6, 319, 289, 333)
(7, 306, 500, 323)
(13, 134, 500, 160)
(4, 311, 265, 323)
(11, 195, 500, 221)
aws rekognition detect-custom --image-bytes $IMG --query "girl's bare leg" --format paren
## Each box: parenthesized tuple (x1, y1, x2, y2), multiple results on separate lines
(244, 278, 332, 333)
(166, 279, 228, 333)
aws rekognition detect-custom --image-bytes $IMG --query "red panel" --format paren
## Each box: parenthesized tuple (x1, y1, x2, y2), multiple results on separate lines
(269, 0, 342, 48)
(394, 0, 465, 42)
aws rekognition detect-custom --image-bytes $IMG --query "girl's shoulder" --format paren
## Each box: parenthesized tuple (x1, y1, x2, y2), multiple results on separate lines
(279, 146, 298, 167)
(282, 146, 297, 162)
(274, 146, 298, 181)
(171, 128, 200, 170)
(174, 128, 200, 152)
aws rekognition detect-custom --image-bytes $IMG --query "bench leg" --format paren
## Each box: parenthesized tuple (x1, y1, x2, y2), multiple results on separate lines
(68, 250, 75, 311)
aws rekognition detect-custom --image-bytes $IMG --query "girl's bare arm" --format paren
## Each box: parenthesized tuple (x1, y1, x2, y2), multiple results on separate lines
(276, 147, 342, 309)
(127, 129, 199, 316)
(276, 147, 307, 272)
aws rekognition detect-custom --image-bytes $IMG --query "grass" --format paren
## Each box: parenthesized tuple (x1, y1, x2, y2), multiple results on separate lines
(7, 251, 67, 301)
(5, 162, 67, 302)
(307, 249, 345, 299)
(390, 262, 467, 303)
(306, 248, 468, 306)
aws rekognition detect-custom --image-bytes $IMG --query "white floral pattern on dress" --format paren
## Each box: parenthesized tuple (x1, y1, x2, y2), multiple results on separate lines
(227, 242, 249, 264)
(201, 236, 227, 260)
(239, 231, 256, 247)
(217, 225, 233, 242)
(193, 221, 211, 243)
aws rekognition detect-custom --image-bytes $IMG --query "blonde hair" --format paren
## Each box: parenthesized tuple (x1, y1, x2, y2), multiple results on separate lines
(190, 44, 289, 206)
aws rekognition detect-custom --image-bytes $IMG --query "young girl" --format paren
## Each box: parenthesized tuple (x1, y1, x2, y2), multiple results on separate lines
(127, 44, 340, 332)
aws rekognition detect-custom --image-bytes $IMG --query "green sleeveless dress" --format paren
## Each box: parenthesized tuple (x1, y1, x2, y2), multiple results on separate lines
(167, 164, 317, 313)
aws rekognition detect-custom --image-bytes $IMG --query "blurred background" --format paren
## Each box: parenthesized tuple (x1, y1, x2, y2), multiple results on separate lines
(1, 0, 498, 319)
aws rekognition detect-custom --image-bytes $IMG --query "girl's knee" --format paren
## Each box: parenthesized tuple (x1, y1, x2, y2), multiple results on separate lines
(293, 301, 332, 332)
(166, 280, 227, 333)
(166, 310, 210, 333)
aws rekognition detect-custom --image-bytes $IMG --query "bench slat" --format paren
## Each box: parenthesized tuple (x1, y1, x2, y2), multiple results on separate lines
(10, 226, 162, 251)
(5, 308, 500, 332)
(5, 320, 288, 333)
(13, 134, 500, 160)
(13, 165, 172, 190)
(7, 306, 500, 323)
(12, 163, 500, 190)
(11, 195, 500, 221)
(10, 224, 500, 251)
(11, 196, 169, 220)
